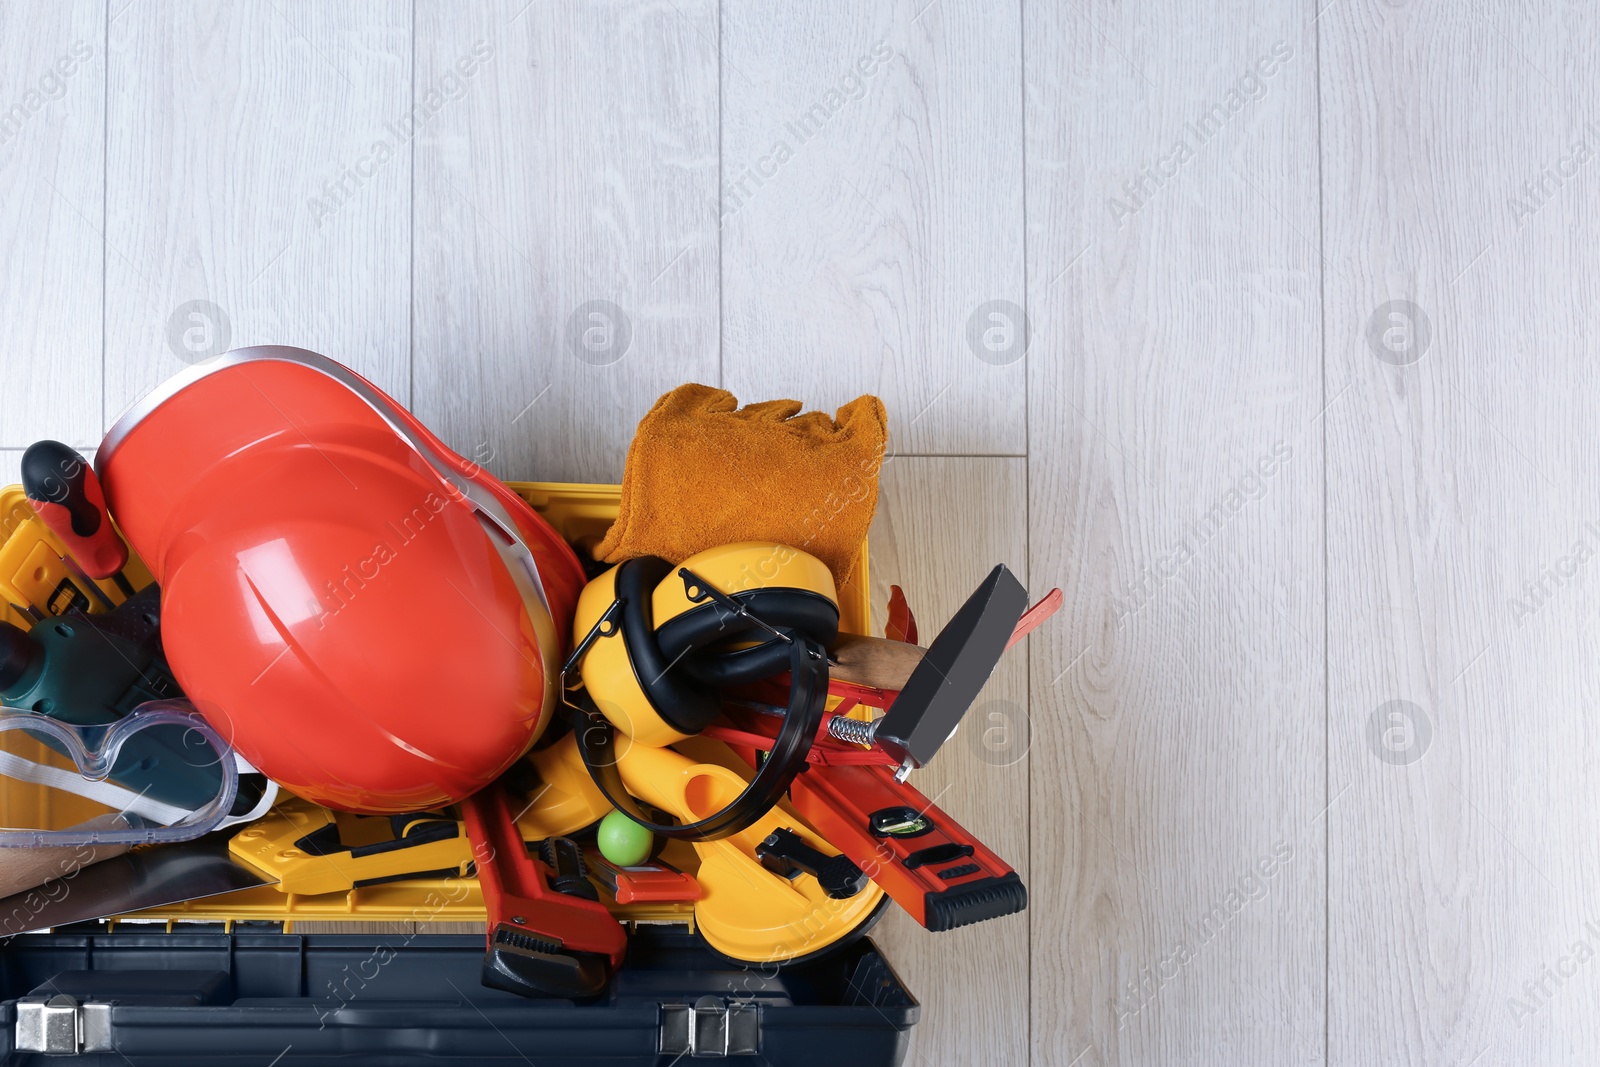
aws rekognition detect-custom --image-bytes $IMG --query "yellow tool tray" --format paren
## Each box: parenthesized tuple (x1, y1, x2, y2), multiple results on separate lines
(0, 485, 156, 627)
(0, 480, 871, 931)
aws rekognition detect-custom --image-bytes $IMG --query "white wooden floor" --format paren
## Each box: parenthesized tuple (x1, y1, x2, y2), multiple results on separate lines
(2, 2, 1595, 1064)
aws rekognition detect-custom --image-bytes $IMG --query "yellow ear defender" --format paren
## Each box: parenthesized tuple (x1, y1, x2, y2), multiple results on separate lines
(564, 543, 840, 841)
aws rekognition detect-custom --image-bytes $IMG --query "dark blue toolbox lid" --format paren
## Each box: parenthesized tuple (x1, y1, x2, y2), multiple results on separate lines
(0, 926, 917, 1066)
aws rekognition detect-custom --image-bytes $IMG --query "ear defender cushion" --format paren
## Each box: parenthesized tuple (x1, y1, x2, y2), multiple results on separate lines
(573, 563, 670, 746)
(577, 544, 840, 744)
(614, 556, 722, 736)
(570, 543, 842, 843)
(656, 588, 839, 687)
(652, 543, 840, 686)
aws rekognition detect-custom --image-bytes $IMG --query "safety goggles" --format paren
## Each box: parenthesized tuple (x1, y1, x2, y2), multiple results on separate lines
(0, 700, 244, 847)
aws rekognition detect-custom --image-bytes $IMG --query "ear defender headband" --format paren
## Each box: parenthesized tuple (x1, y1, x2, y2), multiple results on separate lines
(564, 543, 840, 841)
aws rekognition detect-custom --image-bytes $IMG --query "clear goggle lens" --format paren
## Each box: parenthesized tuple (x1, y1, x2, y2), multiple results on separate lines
(0, 700, 238, 847)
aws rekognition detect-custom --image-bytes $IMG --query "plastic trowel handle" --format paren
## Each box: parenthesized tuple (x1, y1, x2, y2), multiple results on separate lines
(22, 441, 129, 580)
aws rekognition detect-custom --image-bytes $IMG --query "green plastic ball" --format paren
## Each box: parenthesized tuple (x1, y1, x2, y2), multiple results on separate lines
(597, 809, 654, 867)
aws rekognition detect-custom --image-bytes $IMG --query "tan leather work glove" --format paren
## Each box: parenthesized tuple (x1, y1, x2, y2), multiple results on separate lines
(595, 384, 888, 589)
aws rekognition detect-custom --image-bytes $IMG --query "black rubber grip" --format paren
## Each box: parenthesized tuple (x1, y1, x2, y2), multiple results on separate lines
(21, 441, 98, 533)
(924, 871, 1028, 932)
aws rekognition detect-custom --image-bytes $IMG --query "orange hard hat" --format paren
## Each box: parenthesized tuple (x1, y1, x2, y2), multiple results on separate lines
(96, 347, 585, 813)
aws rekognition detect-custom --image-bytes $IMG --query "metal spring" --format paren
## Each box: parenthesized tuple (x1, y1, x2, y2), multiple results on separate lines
(827, 715, 878, 747)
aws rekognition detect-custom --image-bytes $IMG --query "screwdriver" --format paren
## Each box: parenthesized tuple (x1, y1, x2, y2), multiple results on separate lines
(22, 441, 137, 598)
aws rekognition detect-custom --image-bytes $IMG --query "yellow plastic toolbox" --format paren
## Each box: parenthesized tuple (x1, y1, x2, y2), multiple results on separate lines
(0, 480, 871, 932)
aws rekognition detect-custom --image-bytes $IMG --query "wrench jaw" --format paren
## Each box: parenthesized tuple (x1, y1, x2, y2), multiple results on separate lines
(482, 925, 617, 1000)
(461, 782, 629, 1000)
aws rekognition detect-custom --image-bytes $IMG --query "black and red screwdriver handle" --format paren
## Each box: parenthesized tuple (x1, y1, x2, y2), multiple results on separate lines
(21, 441, 132, 588)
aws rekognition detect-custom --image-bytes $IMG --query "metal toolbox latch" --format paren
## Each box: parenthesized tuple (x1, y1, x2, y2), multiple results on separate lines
(659, 995, 761, 1057)
(15, 994, 113, 1056)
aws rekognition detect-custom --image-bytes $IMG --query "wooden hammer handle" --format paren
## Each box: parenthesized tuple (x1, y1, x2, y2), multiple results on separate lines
(828, 632, 926, 691)
(829, 589, 1062, 691)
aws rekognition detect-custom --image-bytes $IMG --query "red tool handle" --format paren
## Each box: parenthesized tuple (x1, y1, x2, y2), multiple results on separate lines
(21, 441, 128, 580)
(885, 584, 918, 644)
(585, 853, 703, 905)
(1006, 588, 1063, 651)
(459, 783, 626, 998)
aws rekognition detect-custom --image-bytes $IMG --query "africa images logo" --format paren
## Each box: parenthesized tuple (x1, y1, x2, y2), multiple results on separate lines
(1107, 41, 1294, 228)
(718, 41, 897, 225)
(0, 40, 94, 146)
(308, 41, 494, 227)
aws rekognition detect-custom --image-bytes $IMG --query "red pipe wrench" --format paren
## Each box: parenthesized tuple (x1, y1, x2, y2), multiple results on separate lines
(459, 781, 627, 998)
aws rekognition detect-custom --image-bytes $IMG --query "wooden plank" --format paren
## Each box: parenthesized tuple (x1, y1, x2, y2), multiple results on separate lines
(1025, 3, 1323, 1063)
(867, 455, 1030, 1066)
(412, 0, 719, 484)
(419, 921, 487, 935)
(293, 922, 414, 935)
(0, 0, 103, 446)
(1321, 5, 1600, 1064)
(720, 1, 1025, 457)
(105, 0, 411, 421)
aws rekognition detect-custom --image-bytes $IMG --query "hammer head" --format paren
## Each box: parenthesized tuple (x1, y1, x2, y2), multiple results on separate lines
(874, 564, 1028, 772)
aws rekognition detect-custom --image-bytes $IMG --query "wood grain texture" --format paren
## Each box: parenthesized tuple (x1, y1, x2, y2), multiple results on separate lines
(720, 0, 1025, 457)
(411, 0, 719, 485)
(1320, 4, 1600, 1065)
(104, 0, 411, 419)
(293, 922, 415, 935)
(0, 451, 22, 487)
(0, 0, 103, 446)
(419, 921, 487, 935)
(867, 456, 1030, 1067)
(7, 5, 1599, 1065)
(1025, 2, 1324, 1063)
(0, 448, 96, 488)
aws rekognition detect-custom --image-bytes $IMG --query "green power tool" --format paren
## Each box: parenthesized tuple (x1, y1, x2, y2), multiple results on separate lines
(0, 585, 237, 812)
